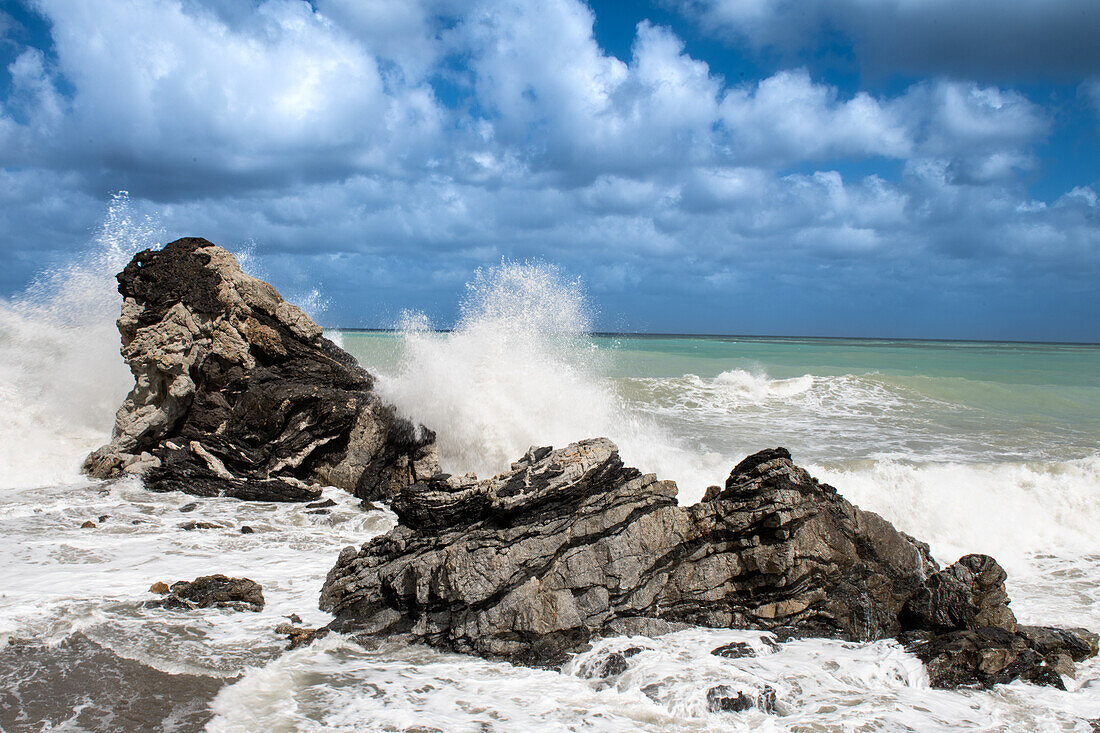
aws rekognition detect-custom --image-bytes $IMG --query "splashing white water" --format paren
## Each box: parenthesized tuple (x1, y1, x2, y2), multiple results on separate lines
(0, 193, 162, 489)
(712, 369, 814, 402)
(375, 261, 728, 494)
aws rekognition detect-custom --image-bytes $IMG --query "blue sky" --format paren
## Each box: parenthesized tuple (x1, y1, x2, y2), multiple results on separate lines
(1, 0, 1098, 341)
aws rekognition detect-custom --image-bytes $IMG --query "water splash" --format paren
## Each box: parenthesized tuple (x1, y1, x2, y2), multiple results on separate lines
(0, 192, 162, 488)
(375, 261, 728, 494)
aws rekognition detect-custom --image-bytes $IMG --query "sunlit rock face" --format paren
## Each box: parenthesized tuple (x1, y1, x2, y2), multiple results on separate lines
(83, 237, 439, 502)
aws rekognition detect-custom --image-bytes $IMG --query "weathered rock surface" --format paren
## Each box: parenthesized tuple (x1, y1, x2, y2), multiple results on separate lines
(149, 574, 265, 612)
(83, 237, 439, 502)
(320, 441, 1098, 687)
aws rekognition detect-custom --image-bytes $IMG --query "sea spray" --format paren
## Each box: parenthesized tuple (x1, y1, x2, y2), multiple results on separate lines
(374, 261, 729, 493)
(0, 192, 162, 488)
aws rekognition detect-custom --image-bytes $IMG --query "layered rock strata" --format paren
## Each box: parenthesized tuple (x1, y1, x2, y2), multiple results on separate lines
(83, 237, 438, 502)
(320, 441, 1097, 687)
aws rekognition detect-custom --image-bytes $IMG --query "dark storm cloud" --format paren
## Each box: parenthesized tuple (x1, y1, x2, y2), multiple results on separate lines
(676, 0, 1100, 81)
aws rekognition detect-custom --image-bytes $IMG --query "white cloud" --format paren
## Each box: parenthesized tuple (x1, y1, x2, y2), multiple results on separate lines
(0, 0, 1094, 338)
(719, 69, 911, 163)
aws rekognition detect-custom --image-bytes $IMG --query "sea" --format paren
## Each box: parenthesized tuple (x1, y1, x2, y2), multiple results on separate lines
(1, 200, 1099, 731)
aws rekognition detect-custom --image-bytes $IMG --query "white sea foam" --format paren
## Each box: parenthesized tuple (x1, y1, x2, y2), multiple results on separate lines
(712, 368, 814, 401)
(0, 193, 161, 490)
(375, 261, 729, 494)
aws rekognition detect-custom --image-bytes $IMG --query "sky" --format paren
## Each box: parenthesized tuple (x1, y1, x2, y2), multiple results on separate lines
(1, 0, 1098, 341)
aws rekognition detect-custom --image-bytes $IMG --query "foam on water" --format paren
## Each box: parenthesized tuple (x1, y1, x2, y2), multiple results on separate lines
(0, 193, 160, 489)
(375, 261, 728, 493)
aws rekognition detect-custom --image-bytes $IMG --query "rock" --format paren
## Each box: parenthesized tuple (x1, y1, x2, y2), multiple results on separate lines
(901, 627, 1065, 689)
(706, 685, 753, 713)
(79, 520, 96, 529)
(898, 561, 1097, 689)
(757, 685, 777, 714)
(98, 515, 109, 522)
(285, 613, 303, 624)
(149, 581, 170, 594)
(307, 499, 337, 509)
(274, 623, 328, 649)
(149, 574, 264, 612)
(179, 521, 222, 530)
(576, 646, 646, 679)
(1016, 625, 1099, 662)
(82, 237, 439, 503)
(240, 525, 255, 534)
(179, 502, 199, 513)
(320, 442, 933, 666)
(901, 554, 1016, 633)
(711, 642, 755, 659)
(321, 440, 1098, 686)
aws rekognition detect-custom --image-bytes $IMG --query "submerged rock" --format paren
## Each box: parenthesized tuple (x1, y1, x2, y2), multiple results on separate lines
(149, 574, 264, 612)
(83, 237, 439, 502)
(320, 441, 1097, 686)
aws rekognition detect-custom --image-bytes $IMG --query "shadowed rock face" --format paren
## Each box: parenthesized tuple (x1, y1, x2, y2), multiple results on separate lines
(83, 237, 439, 502)
(320, 440, 1098, 686)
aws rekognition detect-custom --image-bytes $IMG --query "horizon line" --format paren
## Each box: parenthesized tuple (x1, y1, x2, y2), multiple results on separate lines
(326, 328, 1100, 348)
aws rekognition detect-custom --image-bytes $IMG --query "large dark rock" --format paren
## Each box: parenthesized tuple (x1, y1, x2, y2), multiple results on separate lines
(319, 441, 1098, 687)
(83, 237, 438, 502)
(320, 441, 933, 665)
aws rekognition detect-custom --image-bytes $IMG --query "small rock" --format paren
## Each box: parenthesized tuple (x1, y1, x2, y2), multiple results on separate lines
(80, 520, 96, 529)
(98, 515, 109, 523)
(306, 499, 337, 510)
(285, 613, 303, 624)
(706, 685, 753, 713)
(150, 574, 264, 612)
(179, 503, 199, 513)
(149, 581, 170, 594)
(306, 509, 330, 516)
(240, 525, 255, 534)
(274, 623, 328, 649)
(359, 500, 383, 512)
(757, 685, 777, 714)
(179, 521, 221, 531)
(711, 642, 755, 659)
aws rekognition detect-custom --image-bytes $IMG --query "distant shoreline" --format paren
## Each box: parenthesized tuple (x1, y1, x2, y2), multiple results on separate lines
(329, 328, 1100, 348)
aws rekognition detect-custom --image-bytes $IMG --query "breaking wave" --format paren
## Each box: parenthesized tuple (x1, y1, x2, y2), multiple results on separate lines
(0, 193, 161, 489)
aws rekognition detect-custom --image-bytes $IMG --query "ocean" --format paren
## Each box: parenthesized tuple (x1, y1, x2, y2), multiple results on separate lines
(1, 208, 1099, 731)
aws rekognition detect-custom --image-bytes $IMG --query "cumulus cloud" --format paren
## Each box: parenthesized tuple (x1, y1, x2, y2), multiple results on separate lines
(675, 0, 1100, 80)
(0, 0, 1096, 338)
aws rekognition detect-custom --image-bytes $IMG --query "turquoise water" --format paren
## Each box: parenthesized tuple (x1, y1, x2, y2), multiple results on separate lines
(339, 331, 1100, 468)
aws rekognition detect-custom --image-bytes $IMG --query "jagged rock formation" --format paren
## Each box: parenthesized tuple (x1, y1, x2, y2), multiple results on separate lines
(320, 441, 1097, 687)
(83, 237, 439, 502)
